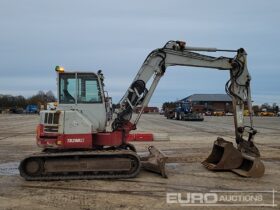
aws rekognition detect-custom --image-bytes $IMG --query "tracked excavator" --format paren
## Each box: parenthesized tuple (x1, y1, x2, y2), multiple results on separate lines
(19, 40, 265, 180)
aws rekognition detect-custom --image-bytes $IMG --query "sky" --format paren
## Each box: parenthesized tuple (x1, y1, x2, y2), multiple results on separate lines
(0, 0, 279, 107)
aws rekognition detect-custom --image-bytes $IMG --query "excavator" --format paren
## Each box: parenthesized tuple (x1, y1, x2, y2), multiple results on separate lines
(19, 40, 265, 180)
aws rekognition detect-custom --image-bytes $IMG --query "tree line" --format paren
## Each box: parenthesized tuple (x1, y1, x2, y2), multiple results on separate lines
(0, 91, 56, 110)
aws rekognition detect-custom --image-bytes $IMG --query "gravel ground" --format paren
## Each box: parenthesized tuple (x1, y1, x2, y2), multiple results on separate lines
(0, 114, 279, 210)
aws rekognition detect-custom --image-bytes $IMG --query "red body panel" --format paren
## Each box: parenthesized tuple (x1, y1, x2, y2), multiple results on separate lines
(127, 133, 153, 141)
(36, 124, 92, 149)
(36, 124, 59, 148)
(36, 124, 153, 150)
(58, 134, 92, 148)
(94, 131, 124, 146)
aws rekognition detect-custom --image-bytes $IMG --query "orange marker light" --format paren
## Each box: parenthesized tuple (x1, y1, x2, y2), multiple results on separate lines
(55, 66, 65, 73)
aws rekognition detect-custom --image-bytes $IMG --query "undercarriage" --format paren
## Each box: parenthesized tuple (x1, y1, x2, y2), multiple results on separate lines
(19, 149, 141, 181)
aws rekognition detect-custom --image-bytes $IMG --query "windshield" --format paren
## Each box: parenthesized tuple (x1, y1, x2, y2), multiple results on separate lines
(59, 73, 102, 104)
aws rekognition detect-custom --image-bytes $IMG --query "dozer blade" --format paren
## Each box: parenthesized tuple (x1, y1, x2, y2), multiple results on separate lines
(140, 146, 168, 178)
(231, 153, 265, 178)
(202, 137, 243, 170)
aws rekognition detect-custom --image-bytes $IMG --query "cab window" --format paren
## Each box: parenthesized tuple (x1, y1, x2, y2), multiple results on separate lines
(59, 73, 102, 104)
(59, 73, 76, 104)
(77, 74, 102, 103)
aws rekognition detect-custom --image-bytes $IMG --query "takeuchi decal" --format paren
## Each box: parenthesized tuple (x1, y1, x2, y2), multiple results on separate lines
(67, 138, 85, 143)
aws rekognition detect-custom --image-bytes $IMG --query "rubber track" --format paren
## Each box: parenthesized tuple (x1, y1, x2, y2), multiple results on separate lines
(19, 150, 141, 181)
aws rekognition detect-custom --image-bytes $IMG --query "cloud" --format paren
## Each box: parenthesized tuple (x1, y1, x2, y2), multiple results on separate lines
(0, 0, 279, 106)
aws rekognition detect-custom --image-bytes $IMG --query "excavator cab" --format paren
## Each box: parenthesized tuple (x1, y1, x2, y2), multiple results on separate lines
(57, 70, 109, 133)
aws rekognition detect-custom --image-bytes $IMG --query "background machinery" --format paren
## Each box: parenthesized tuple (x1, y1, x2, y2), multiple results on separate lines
(19, 40, 264, 180)
(168, 101, 204, 121)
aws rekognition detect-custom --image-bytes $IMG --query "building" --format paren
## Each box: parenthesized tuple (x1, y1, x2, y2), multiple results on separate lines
(180, 94, 233, 113)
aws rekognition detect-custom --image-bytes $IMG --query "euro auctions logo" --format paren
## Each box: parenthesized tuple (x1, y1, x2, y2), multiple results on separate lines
(167, 192, 218, 205)
(166, 190, 277, 207)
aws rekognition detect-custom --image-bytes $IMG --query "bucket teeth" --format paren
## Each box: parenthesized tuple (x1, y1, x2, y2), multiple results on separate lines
(201, 162, 216, 170)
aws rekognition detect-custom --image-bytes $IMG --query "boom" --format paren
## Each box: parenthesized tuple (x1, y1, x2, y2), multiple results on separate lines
(113, 40, 259, 157)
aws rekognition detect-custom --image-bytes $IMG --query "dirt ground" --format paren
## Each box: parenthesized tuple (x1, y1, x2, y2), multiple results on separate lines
(0, 114, 279, 210)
